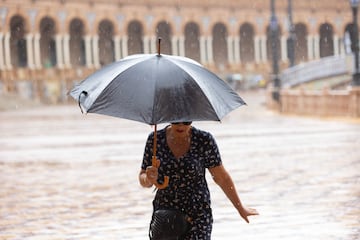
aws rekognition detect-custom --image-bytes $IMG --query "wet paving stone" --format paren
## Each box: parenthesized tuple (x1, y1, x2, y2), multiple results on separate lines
(0, 91, 359, 239)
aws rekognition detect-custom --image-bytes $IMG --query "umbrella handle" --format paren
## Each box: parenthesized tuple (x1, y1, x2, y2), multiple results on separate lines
(155, 176, 169, 189)
(152, 156, 169, 189)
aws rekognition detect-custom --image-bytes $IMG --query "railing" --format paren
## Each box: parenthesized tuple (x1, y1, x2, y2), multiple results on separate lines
(280, 55, 350, 88)
(0, 66, 96, 103)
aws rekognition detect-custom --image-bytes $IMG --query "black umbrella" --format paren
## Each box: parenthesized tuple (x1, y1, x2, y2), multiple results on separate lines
(70, 39, 246, 188)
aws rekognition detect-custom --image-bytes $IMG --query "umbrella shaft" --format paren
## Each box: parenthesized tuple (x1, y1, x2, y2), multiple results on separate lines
(152, 124, 157, 167)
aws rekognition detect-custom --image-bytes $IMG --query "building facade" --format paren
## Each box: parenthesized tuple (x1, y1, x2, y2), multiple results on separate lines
(0, 0, 354, 101)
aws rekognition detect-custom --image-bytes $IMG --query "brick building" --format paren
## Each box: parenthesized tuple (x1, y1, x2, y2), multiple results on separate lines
(0, 0, 354, 101)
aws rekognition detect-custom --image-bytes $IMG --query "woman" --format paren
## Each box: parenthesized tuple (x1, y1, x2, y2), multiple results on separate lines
(139, 122, 258, 239)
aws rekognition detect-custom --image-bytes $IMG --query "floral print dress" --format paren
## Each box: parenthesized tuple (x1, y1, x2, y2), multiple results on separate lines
(141, 126, 222, 240)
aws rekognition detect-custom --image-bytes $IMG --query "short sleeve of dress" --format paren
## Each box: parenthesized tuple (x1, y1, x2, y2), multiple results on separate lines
(202, 131, 222, 169)
(141, 132, 154, 170)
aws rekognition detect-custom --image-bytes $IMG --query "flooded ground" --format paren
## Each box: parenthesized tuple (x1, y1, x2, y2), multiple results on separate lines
(0, 90, 359, 239)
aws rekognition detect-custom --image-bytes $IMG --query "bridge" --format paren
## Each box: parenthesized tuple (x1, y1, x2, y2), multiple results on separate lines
(281, 55, 351, 90)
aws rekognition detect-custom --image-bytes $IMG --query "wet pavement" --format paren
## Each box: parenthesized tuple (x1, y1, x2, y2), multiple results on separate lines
(0, 90, 359, 240)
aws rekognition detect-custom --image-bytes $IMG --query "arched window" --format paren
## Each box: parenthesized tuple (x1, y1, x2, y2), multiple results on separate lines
(69, 18, 85, 66)
(266, 25, 282, 62)
(127, 20, 144, 55)
(345, 23, 355, 54)
(319, 23, 334, 58)
(239, 23, 255, 63)
(184, 22, 200, 62)
(294, 23, 308, 63)
(98, 19, 115, 65)
(10, 15, 27, 67)
(212, 22, 228, 70)
(40, 17, 57, 67)
(156, 21, 172, 55)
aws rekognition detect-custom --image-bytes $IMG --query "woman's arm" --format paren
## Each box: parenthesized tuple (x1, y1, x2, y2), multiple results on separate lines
(208, 164, 258, 223)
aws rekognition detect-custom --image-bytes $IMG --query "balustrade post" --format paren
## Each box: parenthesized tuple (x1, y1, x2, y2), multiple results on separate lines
(349, 87, 360, 117)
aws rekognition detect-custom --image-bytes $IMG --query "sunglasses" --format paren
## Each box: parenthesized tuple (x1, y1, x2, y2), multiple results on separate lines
(172, 121, 192, 125)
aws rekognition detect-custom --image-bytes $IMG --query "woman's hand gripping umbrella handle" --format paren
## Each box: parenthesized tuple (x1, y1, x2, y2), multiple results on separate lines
(152, 156, 169, 189)
(152, 124, 169, 189)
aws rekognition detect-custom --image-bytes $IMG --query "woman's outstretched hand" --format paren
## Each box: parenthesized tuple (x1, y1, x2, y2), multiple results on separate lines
(239, 206, 259, 223)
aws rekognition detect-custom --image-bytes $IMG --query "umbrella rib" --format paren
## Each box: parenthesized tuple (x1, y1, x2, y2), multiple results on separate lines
(165, 58, 222, 120)
(151, 57, 159, 125)
(168, 57, 244, 120)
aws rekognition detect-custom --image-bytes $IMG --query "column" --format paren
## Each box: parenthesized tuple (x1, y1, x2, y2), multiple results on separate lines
(227, 36, 234, 64)
(200, 36, 207, 64)
(84, 35, 92, 67)
(307, 35, 314, 60)
(63, 34, 71, 68)
(314, 35, 320, 59)
(281, 35, 287, 62)
(261, 36, 267, 63)
(206, 36, 213, 64)
(0, 33, 4, 70)
(339, 37, 345, 56)
(179, 36, 185, 57)
(254, 36, 261, 63)
(171, 36, 178, 55)
(234, 36, 241, 64)
(113, 35, 121, 60)
(92, 35, 100, 68)
(121, 35, 128, 58)
(55, 34, 64, 68)
(333, 35, 339, 56)
(26, 34, 35, 69)
(34, 33, 41, 69)
(343, 31, 351, 55)
(143, 35, 150, 54)
(150, 36, 156, 54)
(4, 32, 12, 69)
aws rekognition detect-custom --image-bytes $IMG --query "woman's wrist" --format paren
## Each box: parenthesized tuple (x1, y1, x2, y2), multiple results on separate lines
(235, 201, 245, 212)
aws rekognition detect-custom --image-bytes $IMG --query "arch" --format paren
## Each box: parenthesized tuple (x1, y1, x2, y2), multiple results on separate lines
(239, 22, 255, 63)
(319, 23, 334, 58)
(127, 20, 144, 55)
(10, 15, 27, 68)
(184, 22, 200, 62)
(156, 21, 172, 55)
(345, 23, 355, 54)
(266, 24, 282, 62)
(212, 22, 228, 70)
(69, 18, 85, 66)
(98, 19, 115, 65)
(40, 16, 57, 67)
(294, 23, 308, 63)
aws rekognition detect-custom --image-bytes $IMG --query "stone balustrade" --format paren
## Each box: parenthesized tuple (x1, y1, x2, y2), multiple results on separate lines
(267, 87, 360, 118)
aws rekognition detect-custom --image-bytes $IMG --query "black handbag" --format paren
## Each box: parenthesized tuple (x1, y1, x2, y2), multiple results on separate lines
(149, 209, 191, 240)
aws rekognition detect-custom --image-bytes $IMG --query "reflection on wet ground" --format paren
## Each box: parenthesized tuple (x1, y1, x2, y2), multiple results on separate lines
(0, 91, 359, 239)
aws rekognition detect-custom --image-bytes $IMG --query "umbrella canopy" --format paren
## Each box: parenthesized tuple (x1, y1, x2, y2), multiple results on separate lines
(69, 49, 246, 189)
(70, 54, 245, 125)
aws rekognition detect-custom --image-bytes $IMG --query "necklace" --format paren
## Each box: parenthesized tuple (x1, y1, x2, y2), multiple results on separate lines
(167, 132, 191, 159)
(167, 134, 190, 146)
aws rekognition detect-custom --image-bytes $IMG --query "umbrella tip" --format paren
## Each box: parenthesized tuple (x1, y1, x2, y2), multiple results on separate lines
(157, 38, 162, 56)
